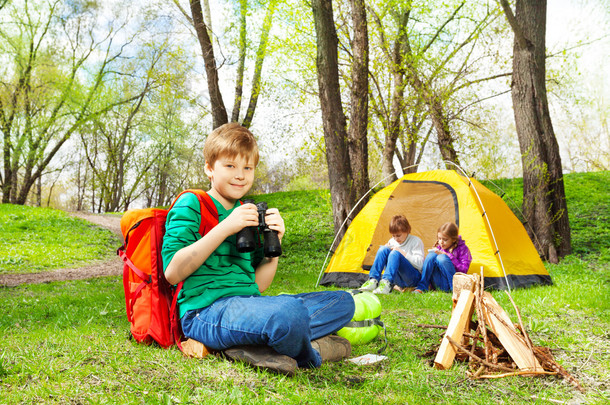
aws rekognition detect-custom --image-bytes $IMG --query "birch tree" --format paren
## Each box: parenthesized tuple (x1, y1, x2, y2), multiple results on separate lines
(184, 0, 278, 129)
(0, 0, 135, 204)
(367, 1, 509, 182)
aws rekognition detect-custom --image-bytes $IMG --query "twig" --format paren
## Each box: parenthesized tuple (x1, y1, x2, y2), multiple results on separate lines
(475, 271, 491, 363)
(463, 332, 486, 342)
(505, 290, 534, 353)
(476, 370, 558, 379)
(466, 331, 479, 359)
(530, 395, 568, 404)
(533, 347, 586, 393)
(445, 335, 516, 373)
(473, 365, 486, 378)
(576, 346, 595, 372)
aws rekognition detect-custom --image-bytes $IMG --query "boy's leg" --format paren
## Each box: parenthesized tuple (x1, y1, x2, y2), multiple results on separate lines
(429, 254, 456, 292)
(293, 291, 355, 362)
(291, 290, 355, 340)
(382, 250, 421, 288)
(181, 294, 350, 368)
(415, 253, 438, 292)
(367, 246, 391, 280)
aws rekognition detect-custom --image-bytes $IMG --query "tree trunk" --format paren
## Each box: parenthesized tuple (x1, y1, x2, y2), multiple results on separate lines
(1, 123, 12, 203)
(311, 0, 354, 237)
(231, 0, 247, 123)
(190, 0, 228, 129)
(428, 99, 460, 167)
(348, 0, 370, 201)
(36, 176, 41, 206)
(501, 0, 571, 261)
(382, 57, 405, 183)
(242, 0, 277, 128)
(403, 31, 460, 169)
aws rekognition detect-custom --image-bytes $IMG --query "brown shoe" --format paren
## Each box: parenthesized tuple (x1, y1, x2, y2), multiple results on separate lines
(223, 345, 297, 376)
(181, 338, 211, 358)
(311, 335, 351, 362)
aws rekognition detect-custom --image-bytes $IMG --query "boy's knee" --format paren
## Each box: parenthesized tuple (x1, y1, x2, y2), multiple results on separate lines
(388, 249, 402, 260)
(345, 294, 356, 321)
(320, 291, 355, 327)
(377, 246, 391, 256)
(335, 290, 355, 317)
(268, 299, 309, 331)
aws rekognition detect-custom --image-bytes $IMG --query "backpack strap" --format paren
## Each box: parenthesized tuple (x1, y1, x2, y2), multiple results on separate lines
(167, 189, 219, 352)
(170, 282, 184, 351)
(169, 189, 219, 234)
(118, 247, 151, 322)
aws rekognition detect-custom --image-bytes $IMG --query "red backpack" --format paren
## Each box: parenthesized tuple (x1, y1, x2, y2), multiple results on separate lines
(117, 190, 218, 351)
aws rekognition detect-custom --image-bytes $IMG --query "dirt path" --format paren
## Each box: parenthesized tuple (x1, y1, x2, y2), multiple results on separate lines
(0, 213, 124, 287)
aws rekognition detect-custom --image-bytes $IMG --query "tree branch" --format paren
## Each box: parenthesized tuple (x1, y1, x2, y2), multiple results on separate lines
(498, 0, 529, 49)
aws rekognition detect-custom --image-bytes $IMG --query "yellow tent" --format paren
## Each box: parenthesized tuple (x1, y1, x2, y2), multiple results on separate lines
(319, 170, 551, 290)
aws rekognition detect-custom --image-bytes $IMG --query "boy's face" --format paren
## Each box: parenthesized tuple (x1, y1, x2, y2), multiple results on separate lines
(392, 231, 409, 245)
(205, 154, 256, 203)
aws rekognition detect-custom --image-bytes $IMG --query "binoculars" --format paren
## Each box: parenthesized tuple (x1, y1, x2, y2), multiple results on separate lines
(236, 200, 282, 257)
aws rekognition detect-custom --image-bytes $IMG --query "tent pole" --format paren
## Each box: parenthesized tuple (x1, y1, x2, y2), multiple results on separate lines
(447, 161, 513, 292)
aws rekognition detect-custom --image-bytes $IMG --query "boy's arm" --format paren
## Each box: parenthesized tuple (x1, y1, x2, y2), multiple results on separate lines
(401, 237, 425, 269)
(255, 257, 279, 292)
(164, 202, 259, 285)
(165, 222, 231, 285)
(254, 208, 285, 292)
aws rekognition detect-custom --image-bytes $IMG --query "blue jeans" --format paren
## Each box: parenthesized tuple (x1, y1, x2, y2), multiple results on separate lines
(181, 291, 355, 368)
(416, 253, 456, 292)
(368, 246, 421, 288)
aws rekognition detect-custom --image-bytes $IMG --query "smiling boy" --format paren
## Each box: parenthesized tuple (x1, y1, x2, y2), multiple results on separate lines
(161, 123, 354, 375)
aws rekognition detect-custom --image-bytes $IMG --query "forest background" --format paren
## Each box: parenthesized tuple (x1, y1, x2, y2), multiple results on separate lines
(1, 0, 608, 213)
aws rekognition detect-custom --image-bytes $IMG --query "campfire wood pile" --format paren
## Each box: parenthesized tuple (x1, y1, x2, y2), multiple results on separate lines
(432, 272, 584, 392)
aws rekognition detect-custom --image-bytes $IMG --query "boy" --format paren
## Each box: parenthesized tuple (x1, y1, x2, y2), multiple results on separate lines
(162, 123, 355, 375)
(359, 215, 425, 294)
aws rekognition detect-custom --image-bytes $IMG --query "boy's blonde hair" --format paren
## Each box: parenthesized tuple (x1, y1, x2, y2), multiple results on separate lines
(203, 123, 259, 166)
(389, 215, 411, 234)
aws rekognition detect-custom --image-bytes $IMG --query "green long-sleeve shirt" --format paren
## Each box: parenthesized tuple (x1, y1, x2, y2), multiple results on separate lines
(161, 192, 263, 317)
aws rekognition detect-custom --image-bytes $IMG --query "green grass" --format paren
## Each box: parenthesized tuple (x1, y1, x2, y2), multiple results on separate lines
(0, 172, 609, 404)
(0, 204, 120, 274)
(483, 171, 610, 260)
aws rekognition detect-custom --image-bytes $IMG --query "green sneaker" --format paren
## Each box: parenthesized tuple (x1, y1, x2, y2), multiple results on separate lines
(359, 278, 379, 292)
(373, 279, 392, 294)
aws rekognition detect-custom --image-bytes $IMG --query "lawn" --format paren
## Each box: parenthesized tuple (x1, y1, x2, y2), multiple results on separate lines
(0, 172, 608, 404)
(0, 205, 118, 274)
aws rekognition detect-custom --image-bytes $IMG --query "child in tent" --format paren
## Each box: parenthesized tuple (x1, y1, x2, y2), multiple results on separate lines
(413, 222, 472, 293)
(359, 215, 425, 294)
(162, 123, 355, 376)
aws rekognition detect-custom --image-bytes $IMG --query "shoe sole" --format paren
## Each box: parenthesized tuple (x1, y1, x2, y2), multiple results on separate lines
(224, 346, 297, 376)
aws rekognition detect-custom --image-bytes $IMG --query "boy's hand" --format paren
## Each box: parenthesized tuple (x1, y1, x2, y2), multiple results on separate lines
(263, 208, 285, 241)
(224, 203, 259, 235)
